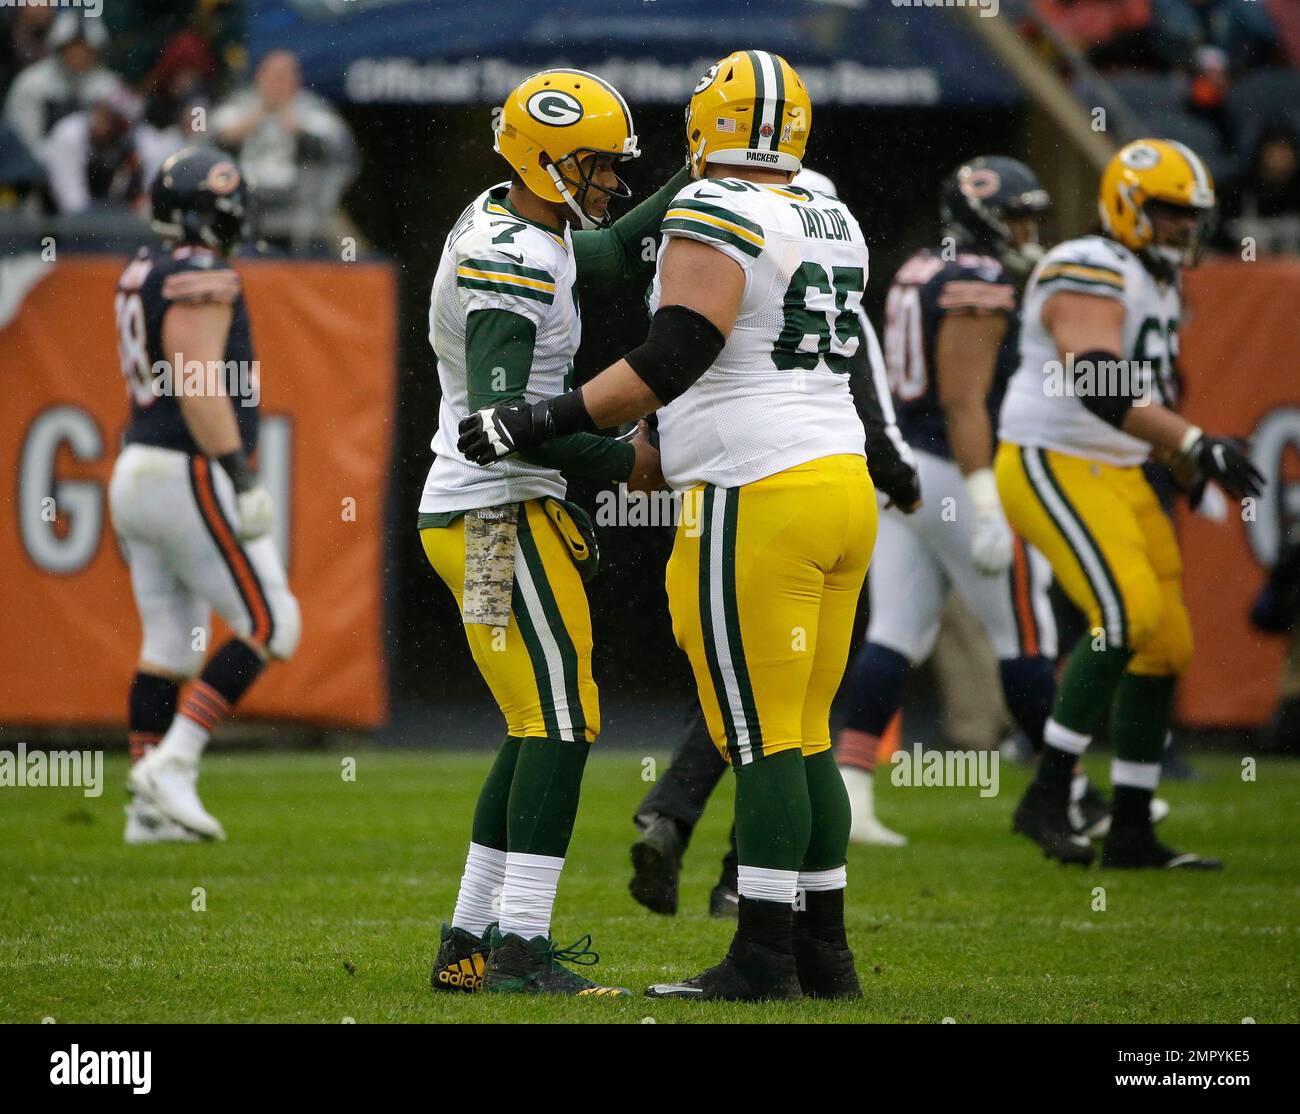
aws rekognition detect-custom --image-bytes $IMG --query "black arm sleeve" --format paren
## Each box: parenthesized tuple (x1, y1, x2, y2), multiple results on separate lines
(623, 304, 726, 405)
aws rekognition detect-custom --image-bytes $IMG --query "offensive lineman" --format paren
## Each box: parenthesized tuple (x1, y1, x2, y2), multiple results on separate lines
(113, 146, 300, 843)
(627, 166, 921, 918)
(835, 158, 1062, 847)
(424, 70, 688, 997)
(462, 51, 877, 1001)
(996, 139, 1263, 867)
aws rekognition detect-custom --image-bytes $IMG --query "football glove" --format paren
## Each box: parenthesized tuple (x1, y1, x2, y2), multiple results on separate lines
(217, 451, 273, 541)
(965, 468, 1014, 576)
(458, 402, 545, 464)
(1176, 427, 1264, 501)
(235, 486, 274, 541)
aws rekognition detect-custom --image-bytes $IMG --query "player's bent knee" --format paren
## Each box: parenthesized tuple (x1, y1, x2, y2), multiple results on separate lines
(140, 633, 203, 680)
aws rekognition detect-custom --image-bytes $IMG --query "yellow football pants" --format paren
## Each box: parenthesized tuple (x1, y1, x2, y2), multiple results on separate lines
(666, 454, 877, 764)
(995, 443, 1192, 677)
(420, 500, 599, 743)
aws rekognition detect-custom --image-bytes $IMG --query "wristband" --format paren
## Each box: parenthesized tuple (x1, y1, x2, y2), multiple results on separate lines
(217, 451, 254, 493)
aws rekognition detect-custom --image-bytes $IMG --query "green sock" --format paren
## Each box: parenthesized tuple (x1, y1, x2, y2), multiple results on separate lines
(1051, 641, 1133, 736)
(506, 736, 590, 858)
(734, 749, 810, 873)
(1111, 673, 1176, 764)
(801, 750, 850, 873)
(469, 735, 522, 850)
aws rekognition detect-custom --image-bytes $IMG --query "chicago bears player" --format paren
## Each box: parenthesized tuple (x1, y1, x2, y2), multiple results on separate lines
(834, 157, 1063, 847)
(996, 139, 1263, 868)
(462, 51, 878, 1002)
(112, 146, 300, 843)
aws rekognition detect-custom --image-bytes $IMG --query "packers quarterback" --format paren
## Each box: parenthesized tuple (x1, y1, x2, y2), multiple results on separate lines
(424, 69, 689, 998)
(996, 139, 1264, 868)
(462, 50, 877, 1001)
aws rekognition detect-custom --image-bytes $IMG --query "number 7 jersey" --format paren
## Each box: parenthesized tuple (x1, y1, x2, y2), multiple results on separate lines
(647, 177, 869, 489)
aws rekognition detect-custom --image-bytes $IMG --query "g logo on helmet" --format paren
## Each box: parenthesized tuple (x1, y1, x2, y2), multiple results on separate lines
(694, 63, 720, 95)
(1121, 143, 1161, 171)
(525, 90, 584, 127)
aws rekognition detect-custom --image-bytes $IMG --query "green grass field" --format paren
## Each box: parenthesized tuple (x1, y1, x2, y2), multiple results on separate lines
(2, 750, 1296, 1024)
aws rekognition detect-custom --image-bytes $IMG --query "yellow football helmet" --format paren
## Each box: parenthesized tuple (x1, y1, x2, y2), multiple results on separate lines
(1098, 138, 1216, 263)
(685, 50, 811, 178)
(494, 68, 640, 230)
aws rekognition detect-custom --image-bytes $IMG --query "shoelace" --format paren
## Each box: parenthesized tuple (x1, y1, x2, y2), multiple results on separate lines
(549, 934, 599, 967)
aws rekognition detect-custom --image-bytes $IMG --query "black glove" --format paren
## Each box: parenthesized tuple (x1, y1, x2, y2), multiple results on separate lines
(1178, 429, 1264, 500)
(457, 401, 551, 464)
(458, 391, 596, 466)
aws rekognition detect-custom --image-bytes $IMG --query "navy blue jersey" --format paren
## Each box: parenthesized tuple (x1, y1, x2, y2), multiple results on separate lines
(116, 244, 258, 456)
(882, 248, 1018, 459)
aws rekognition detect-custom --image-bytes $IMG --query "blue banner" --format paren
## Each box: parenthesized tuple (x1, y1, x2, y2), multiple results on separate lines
(248, 0, 1019, 107)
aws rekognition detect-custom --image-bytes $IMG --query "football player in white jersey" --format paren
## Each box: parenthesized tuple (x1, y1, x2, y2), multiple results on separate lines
(625, 165, 921, 918)
(424, 69, 688, 997)
(832, 157, 1134, 850)
(462, 51, 878, 1001)
(996, 139, 1264, 868)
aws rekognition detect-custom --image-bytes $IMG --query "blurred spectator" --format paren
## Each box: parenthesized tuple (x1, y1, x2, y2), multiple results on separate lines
(1185, 44, 1231, 144)
(104, 0, 245, 92)
(43, 86, 146, 215)
(4, 13, 121, 163)
(138, 92, 211, 192)
(0, 5, 57, 102)
(1219, 119, 1300, 255)
(1162, 0, 1287, 73)
(1033, 0, 1171, 69)
(0, 120, 45, 210)
(212, 50, 356, 248)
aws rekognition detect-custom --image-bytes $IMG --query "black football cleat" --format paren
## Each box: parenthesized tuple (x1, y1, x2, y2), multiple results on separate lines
(1013, 780, 1095, 865)
(483, 928, 630, 996)
(709, 882, 739, 919)
(1101, 828, 1223, 870)
(1069, 779, 1112, 840)
(629, 813, 685, 916)
(792, 935, 863, 999)
(431, 922, 489, 993)
(645, 935, 802, 1001)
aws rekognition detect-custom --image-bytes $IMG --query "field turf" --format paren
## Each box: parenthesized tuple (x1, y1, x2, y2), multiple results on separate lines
(1, 750, 1296, 1024)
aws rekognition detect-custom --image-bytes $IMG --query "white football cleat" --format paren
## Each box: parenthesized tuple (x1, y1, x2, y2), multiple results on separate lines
(840, 765, 908, 847)
(123, 798, 201, 844)
(127, 752, 226, 841)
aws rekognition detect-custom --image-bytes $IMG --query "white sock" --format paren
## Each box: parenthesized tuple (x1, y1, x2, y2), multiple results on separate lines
(1044, 718, 1091, 755)
(737, 865, 798, 905)
(798, 866, 847, 892)
(498, 852, 564, 940)
(839, 765, 876, 819)
(155, 716, 208, 765)
(1070, 772, 1088, 803)
(451, 842, 506, 937)
(1111, 759, 1160, 791)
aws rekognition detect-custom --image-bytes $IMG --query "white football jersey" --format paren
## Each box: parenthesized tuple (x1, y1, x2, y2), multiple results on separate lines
(648, 177, 869, 489)
(420, 183, 579, 514)
(999, 234, 1183, 468)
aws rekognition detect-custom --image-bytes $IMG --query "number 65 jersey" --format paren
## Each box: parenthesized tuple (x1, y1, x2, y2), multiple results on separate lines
(648, 178, 869, 490)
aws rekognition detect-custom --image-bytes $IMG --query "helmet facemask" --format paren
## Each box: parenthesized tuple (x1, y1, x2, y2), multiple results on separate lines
(547, 145, 637, 231)
(1143, 198, 1216, 273)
